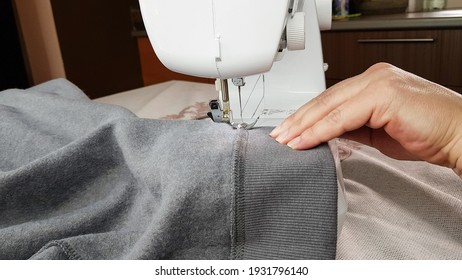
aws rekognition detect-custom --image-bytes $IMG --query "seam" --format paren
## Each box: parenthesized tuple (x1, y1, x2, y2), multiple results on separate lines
(230, 128, 248, 260)
(34, 240, 83, 260)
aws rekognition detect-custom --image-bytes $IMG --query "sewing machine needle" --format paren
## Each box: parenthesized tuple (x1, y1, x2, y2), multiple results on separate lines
(238, 86, 244, 122)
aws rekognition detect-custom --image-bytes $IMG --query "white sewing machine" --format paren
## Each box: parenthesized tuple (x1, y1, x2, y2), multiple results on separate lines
(139, 0, 332, 128)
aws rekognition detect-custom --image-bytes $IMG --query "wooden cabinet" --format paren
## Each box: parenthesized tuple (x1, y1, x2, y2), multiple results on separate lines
(321, 28, 462, 93)
(49, 0, 144, 99)
(139, 27, 462, 92)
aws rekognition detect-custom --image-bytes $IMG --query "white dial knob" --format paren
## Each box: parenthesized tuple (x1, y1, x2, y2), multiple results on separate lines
(287, 12, 305, 51)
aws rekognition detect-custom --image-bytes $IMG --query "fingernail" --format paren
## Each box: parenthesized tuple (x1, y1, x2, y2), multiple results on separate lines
(269, 125, 283, 137)
(275, 130, 288, 143)
(287, 137, 301, 149)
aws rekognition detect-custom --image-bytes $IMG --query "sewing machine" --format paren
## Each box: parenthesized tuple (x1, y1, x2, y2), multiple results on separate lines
(139, 0, 346, 233)
(139, 0, 332, 128)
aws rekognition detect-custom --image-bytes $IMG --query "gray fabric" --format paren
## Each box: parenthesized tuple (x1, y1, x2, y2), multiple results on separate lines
(231, 129, 338, 259)
(0, 79, 337, 259)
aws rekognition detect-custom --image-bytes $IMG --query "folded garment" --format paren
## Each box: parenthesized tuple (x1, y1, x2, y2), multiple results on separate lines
(0, 79, 338, 259)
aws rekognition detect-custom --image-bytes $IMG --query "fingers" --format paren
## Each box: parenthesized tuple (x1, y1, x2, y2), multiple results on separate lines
(270, 78, 361, 141)
(269, 69, 377, 145)
(285, 95, 379, 150)
(269, 63, 401, 150)
(267, 62, 462, 170)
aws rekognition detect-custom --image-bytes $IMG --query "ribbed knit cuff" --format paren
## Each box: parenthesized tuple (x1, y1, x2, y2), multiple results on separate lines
(231, 128, 338, 260)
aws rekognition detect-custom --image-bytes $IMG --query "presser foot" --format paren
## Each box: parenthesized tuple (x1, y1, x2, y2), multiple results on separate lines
(207, 100, 259, 130)
(229, 117, 259, 130)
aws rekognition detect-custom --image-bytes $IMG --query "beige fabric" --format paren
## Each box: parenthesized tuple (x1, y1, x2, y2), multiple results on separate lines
(336, 139, 462, 259)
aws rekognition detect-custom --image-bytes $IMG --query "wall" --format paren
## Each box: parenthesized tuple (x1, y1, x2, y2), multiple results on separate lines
(447, 0, 462, 8)
(14, 0, 66, 85)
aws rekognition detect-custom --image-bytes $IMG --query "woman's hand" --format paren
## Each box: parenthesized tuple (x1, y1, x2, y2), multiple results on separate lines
(270, 63, 462, 175)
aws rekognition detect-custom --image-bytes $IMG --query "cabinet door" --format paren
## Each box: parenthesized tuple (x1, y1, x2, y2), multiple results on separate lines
(50, 0, 144, 99)
(321, 29, 462, 92)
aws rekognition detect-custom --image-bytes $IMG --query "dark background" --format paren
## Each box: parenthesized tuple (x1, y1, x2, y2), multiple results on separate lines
(0, 0, 30, 91)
